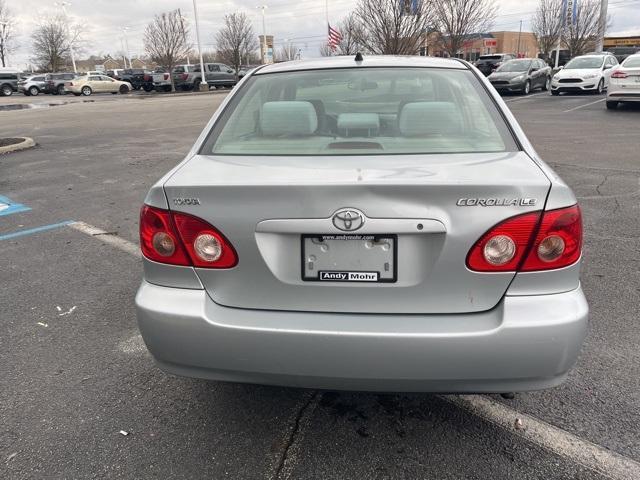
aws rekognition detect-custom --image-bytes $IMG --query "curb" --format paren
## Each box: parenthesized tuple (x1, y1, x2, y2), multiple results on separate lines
(0, 137, 36, 155)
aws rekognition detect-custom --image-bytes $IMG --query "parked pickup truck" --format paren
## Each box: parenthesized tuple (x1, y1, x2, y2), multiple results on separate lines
(119, 69, 154, 91)
(173, 63, 237, 91)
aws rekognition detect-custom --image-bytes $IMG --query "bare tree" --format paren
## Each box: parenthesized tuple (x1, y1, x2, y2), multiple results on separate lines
(565, 0, 603, 57)
(144, 10, 192, 91)
(532, 0, 563, 59)
(215, 13, 258, 80)
(31, 15, 81, 71)
(277, 42, 299, 61)
(319, 43, 332, 57)
(0, 0, 16, 67)
(352, 0, 435, 55)
(336, 13, 366, 55)
(432, 0, 497, 57)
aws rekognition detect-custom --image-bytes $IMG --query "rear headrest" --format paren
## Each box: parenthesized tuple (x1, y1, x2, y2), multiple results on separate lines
(337, 113, 380, 137)
(399, 102, 463, 137)
(260, 101, 318, 136)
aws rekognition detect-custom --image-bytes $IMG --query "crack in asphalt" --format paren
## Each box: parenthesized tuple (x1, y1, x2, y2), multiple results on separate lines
(271, 390, 321, 480)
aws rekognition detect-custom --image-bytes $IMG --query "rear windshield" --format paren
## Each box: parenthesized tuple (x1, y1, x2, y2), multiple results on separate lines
(202, 67, 516, 156)
(623, 56, 640, 68)
(478, 56, 502, 61)
(497, 60, 531, 72)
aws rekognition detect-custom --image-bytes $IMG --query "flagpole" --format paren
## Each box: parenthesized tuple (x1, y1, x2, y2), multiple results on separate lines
(325, 0, 330, 56)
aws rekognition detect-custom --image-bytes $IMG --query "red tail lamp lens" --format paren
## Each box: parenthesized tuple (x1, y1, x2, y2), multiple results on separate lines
(521, 205, 582, 271)
(172, 212, 238, 268)
(466, 211, 541, 272)
(139, 205, 238, 269)
(140, 206, 190, 265)
(467, 205, 582, 272)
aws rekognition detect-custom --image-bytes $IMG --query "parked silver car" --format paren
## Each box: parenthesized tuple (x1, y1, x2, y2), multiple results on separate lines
(136, 56, 588, 393)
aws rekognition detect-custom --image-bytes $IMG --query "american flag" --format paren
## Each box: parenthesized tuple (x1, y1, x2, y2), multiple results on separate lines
(328, 24, 343, 51)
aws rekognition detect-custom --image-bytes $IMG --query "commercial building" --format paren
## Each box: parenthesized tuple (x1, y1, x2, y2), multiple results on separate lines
(429, 31, 539, 61)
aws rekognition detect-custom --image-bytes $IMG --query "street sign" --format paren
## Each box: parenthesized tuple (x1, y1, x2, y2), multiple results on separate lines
(484, 39, 497, 48)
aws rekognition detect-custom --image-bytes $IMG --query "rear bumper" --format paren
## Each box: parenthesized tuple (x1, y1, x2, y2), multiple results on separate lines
(135, 281, 588, 392)
(607, 90, 640, 102)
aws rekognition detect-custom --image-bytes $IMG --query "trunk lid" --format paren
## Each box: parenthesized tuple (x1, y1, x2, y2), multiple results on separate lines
(164, 152, 550, 314)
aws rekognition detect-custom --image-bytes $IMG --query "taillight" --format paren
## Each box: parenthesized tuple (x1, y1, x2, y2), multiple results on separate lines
(144, 74, 150, 81)
(611, 70, 628, 78)
(467, 212, 541, 272)
(163, 73, 169, 80)
(466, 205, 582, 272)
(180, 73, 188, 81)
(139, 205, 238, 268)
(521, 205, 582, 271)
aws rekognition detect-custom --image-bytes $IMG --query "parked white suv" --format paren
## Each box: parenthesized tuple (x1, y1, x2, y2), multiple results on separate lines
(551, 53, 618, 95)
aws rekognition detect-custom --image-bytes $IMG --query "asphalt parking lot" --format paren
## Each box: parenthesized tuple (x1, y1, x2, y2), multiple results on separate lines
(1, 89, 639, 479)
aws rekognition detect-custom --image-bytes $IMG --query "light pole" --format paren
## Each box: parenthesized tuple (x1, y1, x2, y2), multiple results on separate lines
(121, 27, 132, 69)
(54, 1, 77, 73)
(516, 19, 522, 58)
(257, 5, 268, 64)
(595, 0, 609, 52)
(192, 0, 207, 90)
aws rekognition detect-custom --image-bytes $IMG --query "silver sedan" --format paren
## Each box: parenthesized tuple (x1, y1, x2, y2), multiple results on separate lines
(135, 56, 588, 393)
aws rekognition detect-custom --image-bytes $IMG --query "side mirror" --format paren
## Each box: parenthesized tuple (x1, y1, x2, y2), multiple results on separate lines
(558, 66, 564, 70)
(530, 67, 539, 72)
(227, 69, 233, 73)
(604, 65, 612, 70)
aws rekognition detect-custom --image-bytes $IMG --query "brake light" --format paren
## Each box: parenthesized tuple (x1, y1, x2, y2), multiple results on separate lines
(611, 70, 628, 78)
(181, 73, 188, 81)
(163, 73, 169, 80)
(139, 205, 238, 268)
(521, 205, 582, 271)
(144, 74, 150, 81)
(467, 205, 582, 272)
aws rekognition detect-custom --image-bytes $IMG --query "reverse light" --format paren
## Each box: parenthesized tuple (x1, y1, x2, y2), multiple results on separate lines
(140, 205, 238, 268)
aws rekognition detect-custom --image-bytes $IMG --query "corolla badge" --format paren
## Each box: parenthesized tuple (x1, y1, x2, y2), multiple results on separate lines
(332, 208, 365, 231)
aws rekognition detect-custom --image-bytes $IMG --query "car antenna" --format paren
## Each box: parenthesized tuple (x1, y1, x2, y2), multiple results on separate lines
(354, 52, 363, 62)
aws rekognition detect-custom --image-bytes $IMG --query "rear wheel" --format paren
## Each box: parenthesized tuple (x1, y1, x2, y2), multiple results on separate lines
(606, 100, 618, 110)
(1, 84, 12, 96)
(81, 86, 92, 96)
(57, 84, 66, 95)
(119, 84, 130, 94)
(193, 79, 201, 91)
(522, 80, 530, 95)
(28, 86, 39, 96)
(143, 84, 153, 92)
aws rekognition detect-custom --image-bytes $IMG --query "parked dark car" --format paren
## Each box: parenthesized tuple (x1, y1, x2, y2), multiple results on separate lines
(119, 69, 154, 91)
(488, 58, 552, 94)
(0, 69, 21, 96)
(18, 75, 48, 96)
(474, 53, 516, 76)
(44, 73, 77, 95)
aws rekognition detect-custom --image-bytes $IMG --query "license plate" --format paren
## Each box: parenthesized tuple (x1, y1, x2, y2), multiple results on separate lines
(302, 234, 397, 283)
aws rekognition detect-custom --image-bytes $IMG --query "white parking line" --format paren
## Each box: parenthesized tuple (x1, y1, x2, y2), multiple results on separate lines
(562, 98, 606, 113)
(69, 221, 141, 257)
(504, 92, 548, 103)
(444, 395, 640, 480)
(72, 219, 640, 478)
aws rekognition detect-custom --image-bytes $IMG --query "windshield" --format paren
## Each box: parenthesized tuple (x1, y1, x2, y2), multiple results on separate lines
(202, 68, 516, 156)
(622, 56, 640, 68)
(565, 57, 604, 69)
(497, 60, 532, 72)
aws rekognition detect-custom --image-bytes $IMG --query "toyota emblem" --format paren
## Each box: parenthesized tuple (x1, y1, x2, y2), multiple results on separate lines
(332, 209, 365, 231)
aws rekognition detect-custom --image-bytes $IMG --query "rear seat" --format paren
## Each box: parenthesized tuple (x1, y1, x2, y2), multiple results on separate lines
(398, 102, 463, 137)
(260, 101, 318, 136)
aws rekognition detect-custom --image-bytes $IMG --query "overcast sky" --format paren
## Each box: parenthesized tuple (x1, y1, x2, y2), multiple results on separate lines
(6, 0, 640, 69)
